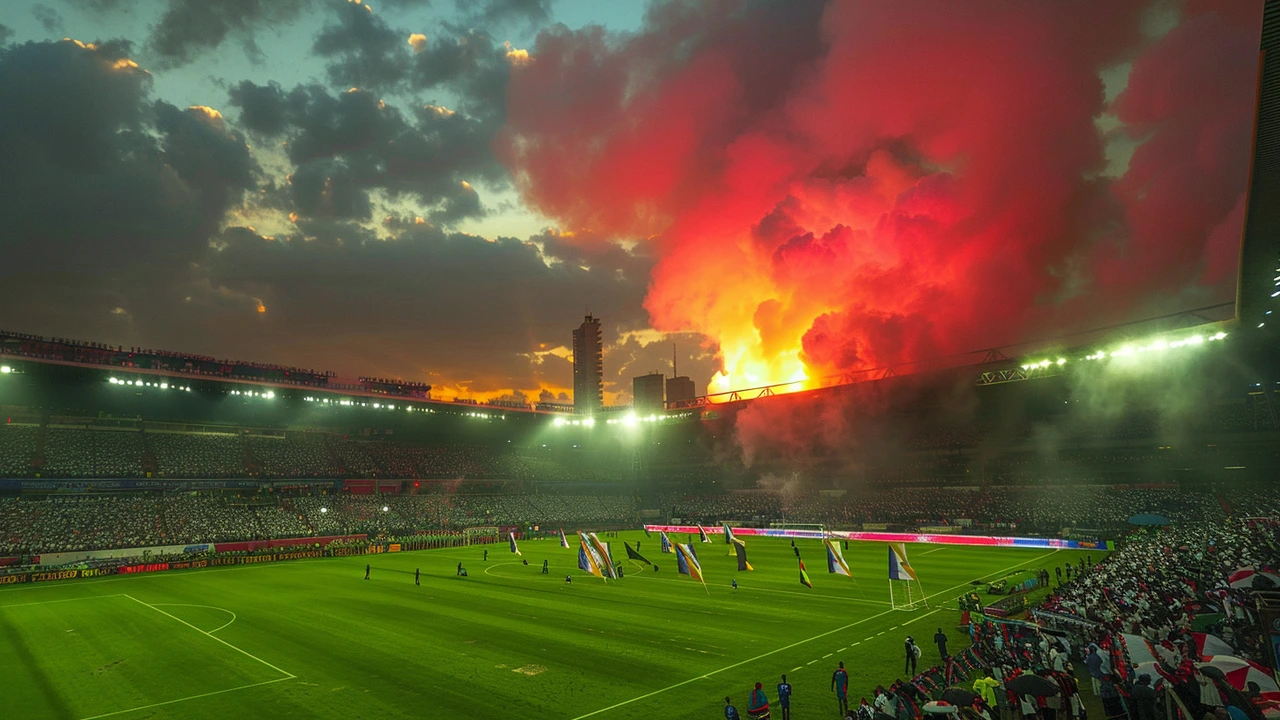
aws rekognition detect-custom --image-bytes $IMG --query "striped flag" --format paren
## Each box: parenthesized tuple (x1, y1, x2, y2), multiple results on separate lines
(586, 532, 618, 579)
(508, 532, 521, 556)
(826, 539, 852, 576)
(578, 540, 604, 578)
(723, 524, 736, 544)
(660, 531, 673, 553)
(888, 543, 918, 581)
(733, 537, 753, 571)
(559, 529, 570, 548)
(675, 543, 705, 586)
(697, 525, 711, 543)
(799, 559, 813, 588)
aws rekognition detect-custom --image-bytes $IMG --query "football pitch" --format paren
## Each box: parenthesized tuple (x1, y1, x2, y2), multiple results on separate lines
(0, 532, 1094, 719)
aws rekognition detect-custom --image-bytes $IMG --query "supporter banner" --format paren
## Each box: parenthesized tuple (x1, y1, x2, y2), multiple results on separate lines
(213, 534, 365, 554)
(642, 525, 1114, 550)
(40, 544, 202, 567)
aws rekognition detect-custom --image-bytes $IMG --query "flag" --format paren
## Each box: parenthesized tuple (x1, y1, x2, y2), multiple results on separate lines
(586, 532, 618, 579)
(643, 527, 651, 538)
(625, 542, 652, 566)
(697, 525, 711, 543)
(888, 543, 918, 581)
(578, 541, 603, 578)
(826, 539, 852, 576)
(661, 532, 673, 554)
(723, 524, 736, 544)
(559, 528, 570, 548)
(733, 537, 753, 571)
(509, 532, 521, 556)
(675, 543, 705, 585)
(799, 559, 813, 588)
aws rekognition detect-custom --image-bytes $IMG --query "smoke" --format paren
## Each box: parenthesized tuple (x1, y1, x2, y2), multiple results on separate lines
(501, 0, 1260, 398)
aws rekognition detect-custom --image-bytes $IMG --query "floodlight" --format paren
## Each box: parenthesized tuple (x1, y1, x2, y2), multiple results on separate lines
(0, 366, 9, 374)
(582, 417, 595, 427)
(320, 507, 328, 513)
(382, 506, 389, 512)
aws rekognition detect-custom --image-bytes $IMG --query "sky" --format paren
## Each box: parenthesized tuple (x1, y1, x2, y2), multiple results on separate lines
(0, 0, 1263, 407)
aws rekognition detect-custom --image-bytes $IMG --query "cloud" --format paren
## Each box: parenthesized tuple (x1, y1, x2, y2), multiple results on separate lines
(0, 25, 13, 46)
(500, 0, 1257, 396)
(313, 0, 411, 89)
(145, 0, 315, 68)
(228, 82, 501, 224)
(195, 222, 655, 392)
(0, 38, 256, 342)
(32, 5, 64, 33)
(457, 0, 554, 29)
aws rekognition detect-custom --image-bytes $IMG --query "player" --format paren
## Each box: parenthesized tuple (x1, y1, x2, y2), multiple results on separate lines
(732, 578, 738, 590)
(414, 567, 420, 586)
(747, 681, 769, 719)
(364, 563, 370, 580)
(484, 549, 488, 561)
(777, 674, 792, 720)
(542, 559, 549, 574)
(565, 574, 572, 584)
(905, 636, 920, 676)
(832, 661, 849, 716)
(725, 696, 741, 720)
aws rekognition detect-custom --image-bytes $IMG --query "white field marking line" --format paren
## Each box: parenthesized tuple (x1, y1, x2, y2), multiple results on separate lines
(917, 546, 949, 557)
(150, 603, 237, 634)
(124, 595, 294, 679)
(791, 666, 803, 672)
(77, 676, 292, 720)
(571, 549, 1059, 720)
(0, 593, 127, 609)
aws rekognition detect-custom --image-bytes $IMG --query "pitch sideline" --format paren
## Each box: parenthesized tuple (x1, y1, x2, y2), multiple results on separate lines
(571, 548, 1061, 720)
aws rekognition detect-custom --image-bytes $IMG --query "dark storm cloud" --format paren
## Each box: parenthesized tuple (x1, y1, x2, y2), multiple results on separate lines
(407, 28, 510, 122)
(147, 0, 314, 68)
(0, 25, 13, 46)
(313, 0, 410, 89)
(458, 0, 554, 29)
(31, 5, 64, 33)
(0, 39, 255, 336)
(197, 223, 655, 388)
(228, 82, 501, 223)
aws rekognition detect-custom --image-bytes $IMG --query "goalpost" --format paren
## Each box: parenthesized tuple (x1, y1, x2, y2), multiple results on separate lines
(767, 522, 825, 536)
(463, 526, 499, 546)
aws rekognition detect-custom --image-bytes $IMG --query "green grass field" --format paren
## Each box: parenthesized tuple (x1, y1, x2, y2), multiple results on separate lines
(0, 533, 1094, 719)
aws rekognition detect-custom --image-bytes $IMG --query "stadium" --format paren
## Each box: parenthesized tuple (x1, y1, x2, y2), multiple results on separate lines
(3, 2, 1280, 720)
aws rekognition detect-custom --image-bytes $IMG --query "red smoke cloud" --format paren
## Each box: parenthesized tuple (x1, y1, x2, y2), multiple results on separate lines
(500, 0, 1260, 395)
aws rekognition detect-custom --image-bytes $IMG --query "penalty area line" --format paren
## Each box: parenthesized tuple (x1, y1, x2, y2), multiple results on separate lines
(77, 676, 291, 720)
(571, 549, 1060, 720)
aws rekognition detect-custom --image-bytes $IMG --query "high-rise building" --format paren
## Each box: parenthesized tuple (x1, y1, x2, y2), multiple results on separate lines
(632, 372, 665, 414)
(572, 314, 603, 415)
(665, 375, 696, 407)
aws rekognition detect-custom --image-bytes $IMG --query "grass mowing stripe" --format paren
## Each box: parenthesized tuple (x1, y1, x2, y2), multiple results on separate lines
(77, 676, 293, 720)
(124, 594, 295, 679)
(571, 549, 1058, 719)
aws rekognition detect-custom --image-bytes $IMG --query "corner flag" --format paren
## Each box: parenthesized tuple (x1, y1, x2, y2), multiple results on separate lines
(799, 559, 813, 588)
(888, 543, 918, 581)
(509, 532, 521, 556)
